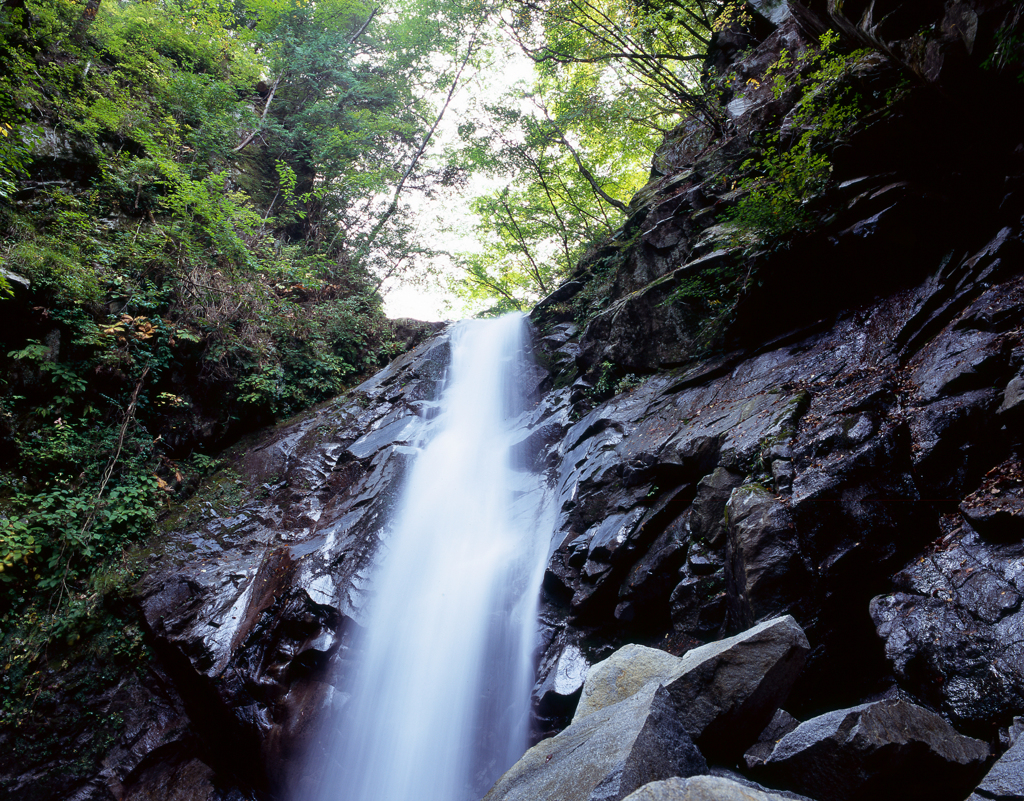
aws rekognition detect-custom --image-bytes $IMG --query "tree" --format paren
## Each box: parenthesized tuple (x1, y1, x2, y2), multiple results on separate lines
(503, 0, 729, 131)
(432, 0, 738, 311)
(443, 86, 646, 311)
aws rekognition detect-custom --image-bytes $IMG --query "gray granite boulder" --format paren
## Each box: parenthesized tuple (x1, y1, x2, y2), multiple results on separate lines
(482, 685, 707, 801)
(622, 775, 813, 801)
(574, 616, 809, 760)
(573, 644, 684, 722)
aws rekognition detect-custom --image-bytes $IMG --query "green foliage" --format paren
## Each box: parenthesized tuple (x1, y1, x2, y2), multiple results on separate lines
(712, 0, 752, 33)
(983, 7, 1024, 83)
(588, 360, 643, 400)
(728, 34, 869, 244)
(570, 245, 621, 325)
(448, 89, 644, 312)
(592, 360, 617, 398)
(660, 253, 746, 352)
(441, 0, 732, 311)
(729, 137, 833, 240)
(0, 1, 478, 729)
(0, 120, 33, 201)
(506, 0, 728, 126)
(0, 0, 433, 437)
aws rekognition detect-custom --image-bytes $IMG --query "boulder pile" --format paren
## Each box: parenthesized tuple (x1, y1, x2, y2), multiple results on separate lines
(485, 616, 991, 801)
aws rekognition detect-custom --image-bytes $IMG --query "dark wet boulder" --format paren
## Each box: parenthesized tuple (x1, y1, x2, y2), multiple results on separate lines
(615, 498, 692, 630)
(574, 616, 809, 761)
(532, 625, 591, 738)
(575, 284, 699, 372)
(670, 572, 728, 643)
(390, 318, 446, 351)
(118, 752, 237, 801)
(725, 485, 805, 628)
(689, 467, 744, 548)
(870, 494, 1024, 734)
(960, 466, 1024, 543)
(871, 586, 1024, 735)
(482, 685, 707, 801)
(906, 388, 1000, 499)
(759, 699, 989, 801)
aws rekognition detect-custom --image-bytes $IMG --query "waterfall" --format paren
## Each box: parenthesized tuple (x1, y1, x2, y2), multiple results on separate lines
(305, 313, 551, 801)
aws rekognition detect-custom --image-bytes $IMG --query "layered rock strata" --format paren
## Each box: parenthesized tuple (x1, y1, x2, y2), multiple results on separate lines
(9, 0, 1024, 799)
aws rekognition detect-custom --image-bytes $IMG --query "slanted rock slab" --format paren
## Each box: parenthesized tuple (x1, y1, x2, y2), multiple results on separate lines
(621, 774, 815, 801)
(573, 644, 683, 723)
(574, 616, 809, 760)
(761, 698, 989, 801)
(966, 733, 1024, 801)
(482, 685, 707, 801)
(744, 709, 801, 769)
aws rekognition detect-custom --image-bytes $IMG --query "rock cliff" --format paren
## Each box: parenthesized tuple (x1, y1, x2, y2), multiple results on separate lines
(4, 0, 1023, 799)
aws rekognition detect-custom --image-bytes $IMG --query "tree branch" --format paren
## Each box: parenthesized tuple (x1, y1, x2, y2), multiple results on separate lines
(233, 74, 281, 152)
(357, 34, 477, 253)
(498, 195, 548, 294)
(538, 105, 628, 215)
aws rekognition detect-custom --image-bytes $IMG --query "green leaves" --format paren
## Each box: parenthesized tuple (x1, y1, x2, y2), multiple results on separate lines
(728, 34, 869, 245)
(435, 0, 727, 311)
(506, 0, 724, 124)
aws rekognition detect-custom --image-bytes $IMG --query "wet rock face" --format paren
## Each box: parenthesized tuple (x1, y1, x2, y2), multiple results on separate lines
(533, 262, 1023, 727)
(135, 332, 457, 795)
(522, 0, 1024, 781)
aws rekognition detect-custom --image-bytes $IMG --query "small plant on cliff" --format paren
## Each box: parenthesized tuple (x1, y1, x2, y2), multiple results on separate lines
(984, 5, 1024, 83)
(729, 32, 869, 244)
(591, 360, 618, 399)
(712, 1, 752, 33)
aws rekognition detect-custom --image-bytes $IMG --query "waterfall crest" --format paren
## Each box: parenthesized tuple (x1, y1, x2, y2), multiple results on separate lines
(305, 313, 550, 801)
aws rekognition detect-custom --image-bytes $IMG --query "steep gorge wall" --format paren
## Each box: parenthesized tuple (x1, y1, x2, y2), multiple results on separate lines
(3, 1, 1024, 799)
(526, 0, 1024, 737)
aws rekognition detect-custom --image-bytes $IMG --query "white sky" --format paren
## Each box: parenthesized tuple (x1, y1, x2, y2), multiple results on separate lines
(383, 279, 451, 320)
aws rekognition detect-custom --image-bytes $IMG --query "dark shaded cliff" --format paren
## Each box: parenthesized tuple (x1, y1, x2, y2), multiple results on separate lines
(2, 1, 1024, 800)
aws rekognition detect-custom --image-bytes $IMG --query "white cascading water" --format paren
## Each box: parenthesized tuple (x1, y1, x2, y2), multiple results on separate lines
(306, 313, 551, 801)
